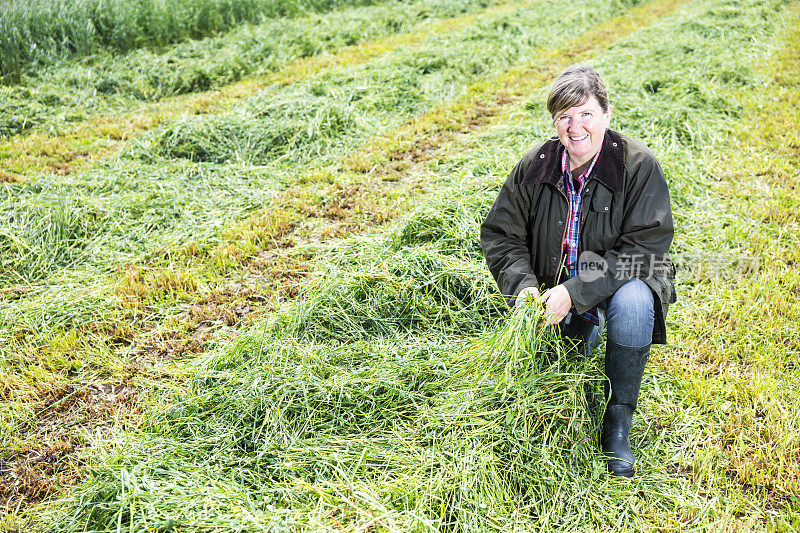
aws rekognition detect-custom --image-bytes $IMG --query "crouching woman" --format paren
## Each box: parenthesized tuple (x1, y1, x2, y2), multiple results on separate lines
(480, 64, 676, 477)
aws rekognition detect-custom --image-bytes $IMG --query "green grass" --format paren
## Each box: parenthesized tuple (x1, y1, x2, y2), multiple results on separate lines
(137, 0, 645, 166)
(27, 0, 799, 528)
(0, 161, 282, 286)
(0, 0, 651, 445)
(47, 306, 615, 531)
(0, 0, 497, 140)
(1, 0, 641, 289)
(1, 3, 658, 519)
(4, 0, 800, 528)
(0, 0, 387, 83)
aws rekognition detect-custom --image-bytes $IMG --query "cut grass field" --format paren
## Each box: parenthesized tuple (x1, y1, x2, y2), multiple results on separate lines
(1, 0, 500, 130)
(0, 0, 389, 82)
(2, 0, 645, 290)
(663, 1, 800, 515)
(0, 0, 503, 177)
(2, 0, 800, 529)
(3, 0, 662, 519)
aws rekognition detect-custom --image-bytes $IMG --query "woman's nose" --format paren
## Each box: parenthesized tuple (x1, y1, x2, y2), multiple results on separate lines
(566, 116, 585, 130)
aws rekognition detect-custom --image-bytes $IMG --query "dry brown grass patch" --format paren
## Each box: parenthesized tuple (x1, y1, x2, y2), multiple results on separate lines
(0, 170, 19, 183)
(1, 379, 139, 510)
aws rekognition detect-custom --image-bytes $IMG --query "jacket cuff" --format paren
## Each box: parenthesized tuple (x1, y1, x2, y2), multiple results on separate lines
(562, 276, 594, 315)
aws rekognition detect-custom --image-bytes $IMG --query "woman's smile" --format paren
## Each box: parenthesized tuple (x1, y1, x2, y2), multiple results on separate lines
(554, 95, 612, 169)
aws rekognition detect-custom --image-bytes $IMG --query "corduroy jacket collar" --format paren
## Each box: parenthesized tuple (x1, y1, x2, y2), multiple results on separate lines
(521, 129, 626, 192)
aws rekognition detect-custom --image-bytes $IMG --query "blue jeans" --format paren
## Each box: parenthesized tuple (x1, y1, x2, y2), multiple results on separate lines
(560, 278, 655, 355)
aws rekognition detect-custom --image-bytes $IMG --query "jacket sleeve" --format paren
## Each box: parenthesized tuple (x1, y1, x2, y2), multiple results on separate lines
(480, 158, 539, 307)
(562, 149, 674, 313)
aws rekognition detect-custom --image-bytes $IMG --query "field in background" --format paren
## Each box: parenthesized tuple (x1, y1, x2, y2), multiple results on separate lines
(1, 0, 799, 530)
(0, 0, 500, 141)
(0, 0, 393, 82)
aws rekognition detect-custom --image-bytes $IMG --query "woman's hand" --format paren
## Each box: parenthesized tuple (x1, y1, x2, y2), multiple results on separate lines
(515, 286, 541, 307)
(539, 284, 572, 326)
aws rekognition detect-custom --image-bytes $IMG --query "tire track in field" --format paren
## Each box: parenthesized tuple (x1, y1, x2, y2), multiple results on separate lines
(345, 0, 690, 176)
(114, 0, 690, 355)
(0, 0, 688, 517)
(0, 0, 538, 181)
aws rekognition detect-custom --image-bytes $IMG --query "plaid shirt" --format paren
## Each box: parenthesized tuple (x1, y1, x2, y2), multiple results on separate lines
(561, 148, 601, 325)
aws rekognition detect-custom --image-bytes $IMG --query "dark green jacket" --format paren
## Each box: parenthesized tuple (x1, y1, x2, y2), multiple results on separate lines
(480, 129, 676, 344)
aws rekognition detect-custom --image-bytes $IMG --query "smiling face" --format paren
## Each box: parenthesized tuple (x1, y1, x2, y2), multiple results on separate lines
(553, 95, 612, 170)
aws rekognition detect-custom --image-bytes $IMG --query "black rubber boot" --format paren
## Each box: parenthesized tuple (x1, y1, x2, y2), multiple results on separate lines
(601, 339, 650, 477)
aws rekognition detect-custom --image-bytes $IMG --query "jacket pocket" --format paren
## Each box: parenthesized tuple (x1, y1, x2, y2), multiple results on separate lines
(582, 186, 615, 251)
(590, 187, 613, 213)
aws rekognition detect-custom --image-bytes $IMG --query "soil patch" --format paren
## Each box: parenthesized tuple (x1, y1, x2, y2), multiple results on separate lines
(1, 380, 138, 510)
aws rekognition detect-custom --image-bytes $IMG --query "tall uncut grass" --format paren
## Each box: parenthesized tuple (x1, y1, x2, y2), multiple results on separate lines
(35, 0, 797, 529)
(0, 0, 383, 82)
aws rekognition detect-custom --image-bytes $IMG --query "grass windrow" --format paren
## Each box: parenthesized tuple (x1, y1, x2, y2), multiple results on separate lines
(0, 0, 392, 82)
(0, 0, 501, 142)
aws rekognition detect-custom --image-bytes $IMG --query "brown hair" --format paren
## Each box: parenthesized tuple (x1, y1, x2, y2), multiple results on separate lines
(546, 64, 609, 118)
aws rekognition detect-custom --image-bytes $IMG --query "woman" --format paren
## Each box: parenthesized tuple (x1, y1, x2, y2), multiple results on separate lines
(480, 64, 676, 477)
